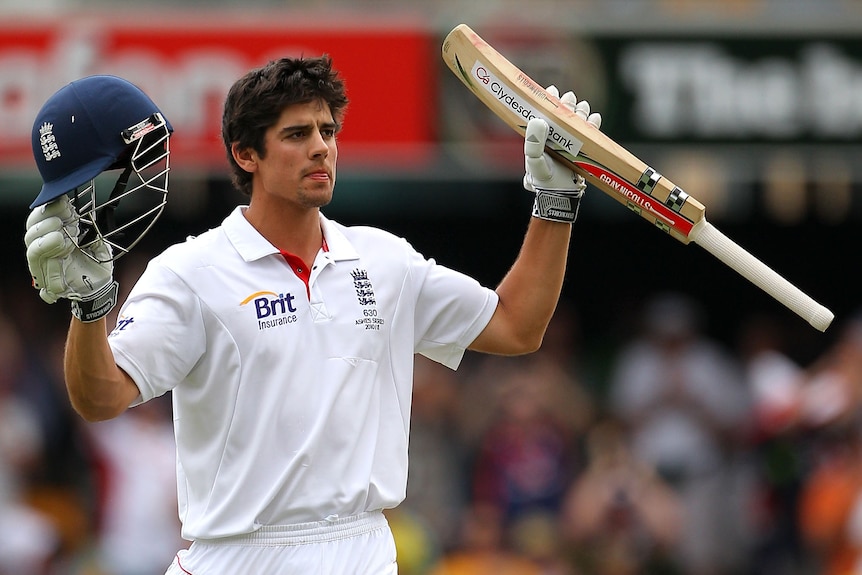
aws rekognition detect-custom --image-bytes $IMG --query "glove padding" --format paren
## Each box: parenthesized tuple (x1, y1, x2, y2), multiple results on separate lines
(524, 86, 602, 223)
(24, 195, 118, 322)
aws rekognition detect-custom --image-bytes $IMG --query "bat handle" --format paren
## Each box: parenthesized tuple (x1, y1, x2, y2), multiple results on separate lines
(689, 220, 834, 332)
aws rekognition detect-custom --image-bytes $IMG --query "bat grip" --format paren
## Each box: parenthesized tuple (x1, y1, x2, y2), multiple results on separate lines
(690, 220, 834, 332)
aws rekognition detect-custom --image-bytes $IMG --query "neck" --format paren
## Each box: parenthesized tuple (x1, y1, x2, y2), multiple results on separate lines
(243, 203, 323, 267)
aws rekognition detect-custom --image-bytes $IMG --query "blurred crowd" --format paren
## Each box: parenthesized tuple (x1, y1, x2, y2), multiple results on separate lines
(2, 262, 862, 575)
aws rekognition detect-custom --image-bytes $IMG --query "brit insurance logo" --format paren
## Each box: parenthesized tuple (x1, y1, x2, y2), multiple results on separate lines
(351, 268, 384, 331)
(241, 290, 299, 331)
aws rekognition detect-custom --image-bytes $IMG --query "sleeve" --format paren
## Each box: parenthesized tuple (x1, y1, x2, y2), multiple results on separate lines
(108, 259, 206, 405)
(410, 250, 499, 370)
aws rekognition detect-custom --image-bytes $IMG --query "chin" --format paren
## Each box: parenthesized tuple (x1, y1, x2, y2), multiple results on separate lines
(309, 191, 334, 209)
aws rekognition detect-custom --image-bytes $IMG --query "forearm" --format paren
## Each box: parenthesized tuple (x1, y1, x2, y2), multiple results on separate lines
(469, 90, 598, 355)
(64, 317, 138, 421)
(471, 217, 572, 354)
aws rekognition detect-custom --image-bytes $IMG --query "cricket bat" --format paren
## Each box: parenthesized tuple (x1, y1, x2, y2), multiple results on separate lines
(442, 24, 834, 332)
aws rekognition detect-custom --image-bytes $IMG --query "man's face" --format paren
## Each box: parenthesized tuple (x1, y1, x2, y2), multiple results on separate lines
(252, 99, 338, 209)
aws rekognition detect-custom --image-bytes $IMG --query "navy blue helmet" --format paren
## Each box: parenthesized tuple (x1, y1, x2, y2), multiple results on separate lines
(31, 75, 173, 261)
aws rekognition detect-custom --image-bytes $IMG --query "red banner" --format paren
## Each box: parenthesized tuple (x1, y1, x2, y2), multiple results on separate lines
(0, 15, 437, 172)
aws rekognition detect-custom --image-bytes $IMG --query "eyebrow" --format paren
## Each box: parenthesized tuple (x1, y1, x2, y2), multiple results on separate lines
(278, 121, 339, 135)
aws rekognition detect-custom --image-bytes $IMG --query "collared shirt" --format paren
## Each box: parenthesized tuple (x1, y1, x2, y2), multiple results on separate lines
(108, 206, 498, 541)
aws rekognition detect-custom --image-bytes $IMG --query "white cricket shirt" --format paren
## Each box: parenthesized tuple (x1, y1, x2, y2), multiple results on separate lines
(108, 206, 498, 541)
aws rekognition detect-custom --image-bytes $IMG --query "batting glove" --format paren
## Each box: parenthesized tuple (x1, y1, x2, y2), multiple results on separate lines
(24, 195, 118, 323)
(524, 86, 602, 223)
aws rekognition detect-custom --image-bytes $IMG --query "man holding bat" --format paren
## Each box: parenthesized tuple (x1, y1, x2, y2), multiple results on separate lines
(24, 56, 600, 573)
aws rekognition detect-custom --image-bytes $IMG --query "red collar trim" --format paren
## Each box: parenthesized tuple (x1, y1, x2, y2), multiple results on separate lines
(279, 235, 326, 296)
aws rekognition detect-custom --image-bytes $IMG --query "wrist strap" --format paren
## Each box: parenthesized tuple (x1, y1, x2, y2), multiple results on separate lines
(532, 190, 583, 223)
(71, 281, 119, 323)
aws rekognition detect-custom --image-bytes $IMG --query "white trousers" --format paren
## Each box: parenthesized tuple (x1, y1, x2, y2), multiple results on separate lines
(164, 511, 397, 575)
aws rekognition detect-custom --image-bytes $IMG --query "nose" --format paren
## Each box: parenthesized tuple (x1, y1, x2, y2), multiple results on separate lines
(309, 130, 330, 159)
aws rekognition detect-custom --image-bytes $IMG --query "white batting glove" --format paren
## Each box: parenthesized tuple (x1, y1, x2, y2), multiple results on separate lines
(24, 195, 118, 322)
(524, 86, 602, 223)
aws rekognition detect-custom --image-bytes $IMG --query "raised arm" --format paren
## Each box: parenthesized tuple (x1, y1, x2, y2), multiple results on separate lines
(65, 317, 140, 421)
(470, 88, 601, 355)
(25, 196, 139, 421)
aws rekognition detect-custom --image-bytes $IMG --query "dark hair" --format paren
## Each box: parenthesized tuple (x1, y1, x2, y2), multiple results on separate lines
(221, 55, 349, 196)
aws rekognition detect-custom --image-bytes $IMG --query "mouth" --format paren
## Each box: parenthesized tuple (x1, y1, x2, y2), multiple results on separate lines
(304, 167, 331, 182)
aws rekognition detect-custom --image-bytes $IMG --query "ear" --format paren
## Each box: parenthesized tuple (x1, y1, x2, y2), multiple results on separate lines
(231, 143, 257, 173)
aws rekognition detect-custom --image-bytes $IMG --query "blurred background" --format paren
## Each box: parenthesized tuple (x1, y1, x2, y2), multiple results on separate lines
(2, 0, 862, 574)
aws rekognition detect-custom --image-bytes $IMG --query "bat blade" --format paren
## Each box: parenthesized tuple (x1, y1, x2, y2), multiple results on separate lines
(442, 24, 834, 332)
